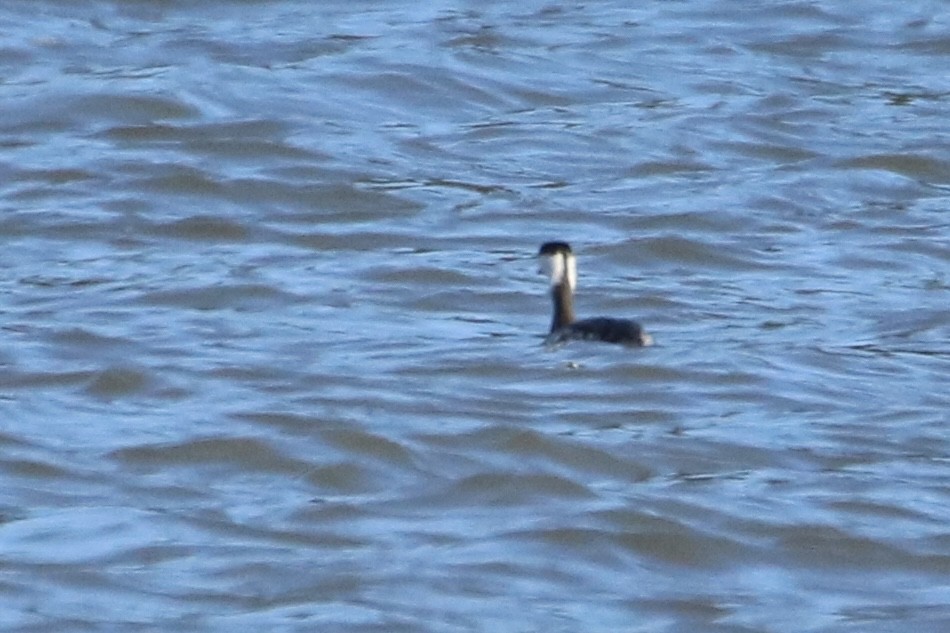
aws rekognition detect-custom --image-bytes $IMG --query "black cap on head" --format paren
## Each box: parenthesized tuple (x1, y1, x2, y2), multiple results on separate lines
(538, 241, 572, 256)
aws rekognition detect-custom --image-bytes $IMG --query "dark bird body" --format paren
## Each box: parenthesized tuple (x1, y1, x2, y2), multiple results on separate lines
(538, 241, 652, 347)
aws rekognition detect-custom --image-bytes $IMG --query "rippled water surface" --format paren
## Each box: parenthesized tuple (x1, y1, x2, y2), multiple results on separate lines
(2, 1, 949, 631)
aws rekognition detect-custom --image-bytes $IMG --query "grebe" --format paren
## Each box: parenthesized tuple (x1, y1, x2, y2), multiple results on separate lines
(538, 241, 653, 347)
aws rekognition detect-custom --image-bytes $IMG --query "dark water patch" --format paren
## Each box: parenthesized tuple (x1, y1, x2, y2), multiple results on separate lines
(101, 122, 197, 142)
(435, 425, 654, 483)
(303, 462, 383, 496)
(101, 119, 318, 162)
(18, 274, 111, 290)
(825, 498, 943, 533)
(2, 457, 72, 479)
(51, 327, 133, 349)
(715, 138, 824, 164)
(232, 411, 331, 437)
(127, 162, 224, 196)
(2, 91, 198, 134)
(238, 181, 425, 220)
(626, 158, 716, 178)
(639, 235, 771, 270)
(339, 64, 516, 115)
(514, 511, 746, 569)
(775, 523, 945, 572)
(187, 136, 317, 162)
(444, 471, 594, 506)
(0, 44, 31, 67)
(111, 436, 308, 474)
(149, 215, 249, 242)
(317, 427, 417, 469)
(84, 365, 150, 400)
(168, 28, 369, 69)
(838, 154, 950, 182)
(0, 369, 93, 390)
(363, 265, 478, 289)
(903, 34, 950, 56)
(139, 283, 299, 311)
(12, 167, 99, 185)
(288, 230, 426, 252)
(78, 92, 200, 124)
(873, 234, 950, 266)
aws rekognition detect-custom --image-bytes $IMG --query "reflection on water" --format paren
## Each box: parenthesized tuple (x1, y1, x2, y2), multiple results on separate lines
(1, 1, 948, 631)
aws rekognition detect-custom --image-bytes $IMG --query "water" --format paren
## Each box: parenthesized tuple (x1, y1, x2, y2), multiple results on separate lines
(1, 1, 948, 630)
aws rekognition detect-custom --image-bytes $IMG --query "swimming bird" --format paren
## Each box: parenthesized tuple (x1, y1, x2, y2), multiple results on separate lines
(538, 241, 653, 346)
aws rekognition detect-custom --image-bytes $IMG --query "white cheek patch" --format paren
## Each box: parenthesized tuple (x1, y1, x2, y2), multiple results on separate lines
(539, 252, 576, 291)
(565, 253, 577, 292)
(539, 253, 564, 286)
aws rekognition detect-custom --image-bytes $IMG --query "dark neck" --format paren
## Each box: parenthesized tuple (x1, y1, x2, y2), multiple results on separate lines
(549, 282, 575, 332)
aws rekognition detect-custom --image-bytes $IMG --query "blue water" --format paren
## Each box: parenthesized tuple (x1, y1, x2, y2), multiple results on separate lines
(1, 1, 948, 631)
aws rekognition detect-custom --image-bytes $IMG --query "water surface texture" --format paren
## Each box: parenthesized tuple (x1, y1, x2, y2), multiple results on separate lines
(2, 1, 949, 631)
